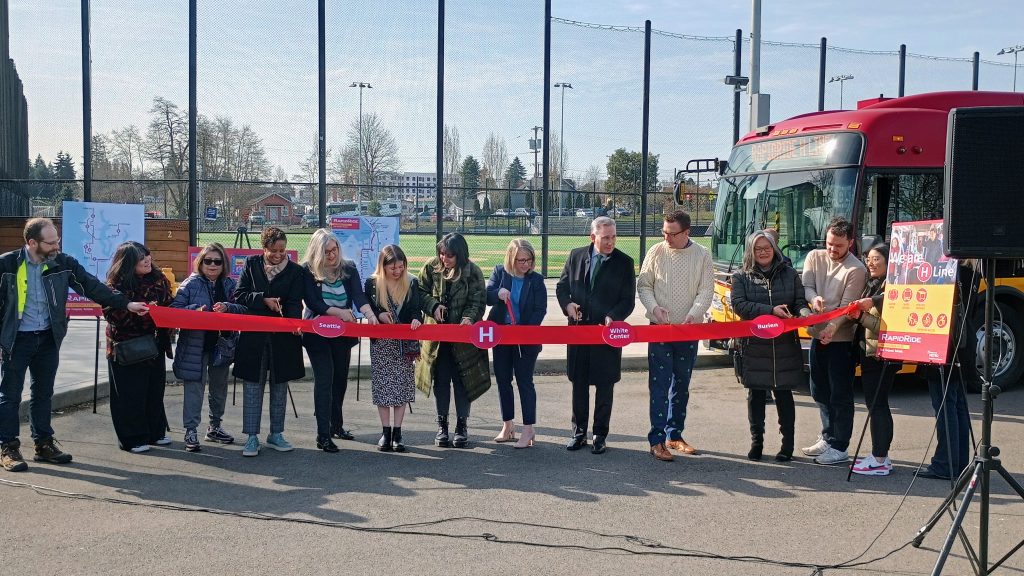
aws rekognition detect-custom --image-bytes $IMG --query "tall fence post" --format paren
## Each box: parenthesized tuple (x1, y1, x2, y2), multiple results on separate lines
(540, 0, 551, 277)
(188, 0, 197, 246)
(317, 0, 326, 228)
(898, 44, 906, 97)
(639, 20, 652, 266)
(435, 0, 444, 242)
(733, 29, 742, 144)
(972, 51, 980, 90)
(81, 0, 92, 202)
(818, 37, 827, 111)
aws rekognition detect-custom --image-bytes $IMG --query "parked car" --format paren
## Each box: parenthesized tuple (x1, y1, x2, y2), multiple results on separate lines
(611, 207, 633, 217)
(406, 209, 433, 222)
(513, 207, 537, 218)
(248, 213, 265, 226)
(494, 208, 511, 217)
(575, 208, 595, 219)
(302, 213, 320, 227)
(547, 208, 573, 217)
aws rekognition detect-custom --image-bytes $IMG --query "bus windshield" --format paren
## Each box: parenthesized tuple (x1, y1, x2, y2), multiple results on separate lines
(710, 133, 862, 271)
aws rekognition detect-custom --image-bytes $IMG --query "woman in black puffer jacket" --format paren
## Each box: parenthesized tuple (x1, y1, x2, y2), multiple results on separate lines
(731, 230, 811, 462)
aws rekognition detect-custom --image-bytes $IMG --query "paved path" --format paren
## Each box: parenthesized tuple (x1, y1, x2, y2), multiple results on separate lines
(3, 365, 1022, 575)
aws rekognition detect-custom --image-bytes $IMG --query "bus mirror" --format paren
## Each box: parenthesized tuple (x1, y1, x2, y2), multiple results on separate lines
(674, 181, 685, 204)
(685, 158, 720, 174)
(718, 160, 729, 175)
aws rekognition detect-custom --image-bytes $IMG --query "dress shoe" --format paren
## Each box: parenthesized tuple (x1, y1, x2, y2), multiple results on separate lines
(513, 426, 535, 449)
(591, 435, 607, 454)
(331, 428, 355, 441)
(666, 438, 698, 455)
(650, 442, 674, 462)
(565, 435, 587, 451)
(915, 467, 951, 480)
(494, 421, 517, 443)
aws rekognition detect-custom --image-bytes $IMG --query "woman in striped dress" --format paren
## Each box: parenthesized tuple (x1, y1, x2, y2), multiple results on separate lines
(301, 228, 378, 452)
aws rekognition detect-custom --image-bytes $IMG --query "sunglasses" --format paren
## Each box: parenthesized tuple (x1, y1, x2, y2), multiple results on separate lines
(202, 258, 224, 266)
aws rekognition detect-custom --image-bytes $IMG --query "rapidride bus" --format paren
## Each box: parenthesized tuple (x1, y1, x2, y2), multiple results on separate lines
(692, 91, 1024, 390)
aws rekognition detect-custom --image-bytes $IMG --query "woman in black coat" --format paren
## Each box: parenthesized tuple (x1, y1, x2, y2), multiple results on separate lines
(232, 227, 307, 457)
(730, 230, 810, 462)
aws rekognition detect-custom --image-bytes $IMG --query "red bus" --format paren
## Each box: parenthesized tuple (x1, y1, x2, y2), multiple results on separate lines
(700, 91, 1024, 390)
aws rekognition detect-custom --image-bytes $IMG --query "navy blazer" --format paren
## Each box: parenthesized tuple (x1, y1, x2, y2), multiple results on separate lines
(485, 266, 547, 326)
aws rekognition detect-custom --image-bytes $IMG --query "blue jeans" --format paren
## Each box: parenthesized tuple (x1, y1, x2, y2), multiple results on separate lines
(927, 365, 972, 478)
(0, 330, 60, 443)
(809, 339, 856, 452)
(493, 344, 540, 425)
(647, 341, 697, 446)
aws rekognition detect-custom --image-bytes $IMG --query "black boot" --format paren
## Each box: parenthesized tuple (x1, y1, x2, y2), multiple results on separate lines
(435, 416, 450, 447)
(776, 430, 794, 462)
(391, 427, 406, 452)
(747, 433, 764, 461)
(378, 427, 393, 452)
(452, 417, 469, 448)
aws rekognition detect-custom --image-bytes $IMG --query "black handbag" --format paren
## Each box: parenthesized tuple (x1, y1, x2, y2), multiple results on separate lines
(113, 334, 160, 365)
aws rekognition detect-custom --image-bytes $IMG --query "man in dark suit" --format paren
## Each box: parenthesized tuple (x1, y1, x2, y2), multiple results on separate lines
(556, 217, 636, 454)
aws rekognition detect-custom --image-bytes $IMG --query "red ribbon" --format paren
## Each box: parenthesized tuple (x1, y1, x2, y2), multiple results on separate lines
(148, 305, 855, 347)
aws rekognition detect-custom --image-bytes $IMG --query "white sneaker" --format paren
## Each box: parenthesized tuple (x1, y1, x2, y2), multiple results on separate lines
(129, 445, 151, 453)
(814, 446, 850, 465)
(852, 454, 892, 476)
(802, 437, 829, 456)
(154, 436, 172, 446)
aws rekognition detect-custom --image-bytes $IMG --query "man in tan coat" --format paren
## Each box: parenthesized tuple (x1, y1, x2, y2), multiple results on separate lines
(801, 217, 866, 465)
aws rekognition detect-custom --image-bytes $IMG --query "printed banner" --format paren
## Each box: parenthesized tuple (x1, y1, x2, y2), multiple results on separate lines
(877, 220, 956, 364)
(329, 216, 400, 286)
(149, 306, 852, 349)
(187, 247, 300, 279)
(62, 201, 145, 316)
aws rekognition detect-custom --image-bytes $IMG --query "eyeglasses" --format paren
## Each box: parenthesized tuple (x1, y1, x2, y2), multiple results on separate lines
(202, 258, 224, 266)
(662, 229, 686, 238)
(515, 258, 534, 264)
(753, 246, 774, 254)
(40, 238, 60, 246)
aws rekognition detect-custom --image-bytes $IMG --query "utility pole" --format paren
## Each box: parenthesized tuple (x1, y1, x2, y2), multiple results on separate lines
(530, 125, 543, 185)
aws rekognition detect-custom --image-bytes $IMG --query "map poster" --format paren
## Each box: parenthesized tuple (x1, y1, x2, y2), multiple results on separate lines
(877, 219, 957, 364)
(329, 216, 400, 285)
(62, 202, 145, 317)
(187, 248, 299, 280)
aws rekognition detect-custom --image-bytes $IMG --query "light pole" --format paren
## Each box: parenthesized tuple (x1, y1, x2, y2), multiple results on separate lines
(554, 82, 573, 212)
(349, 82, 372, 199)
(829, 74, 854, 109)
(997, 45, 1023, 91)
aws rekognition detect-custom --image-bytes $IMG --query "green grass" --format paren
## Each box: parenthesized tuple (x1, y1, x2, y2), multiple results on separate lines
(198, 231, 711, 277)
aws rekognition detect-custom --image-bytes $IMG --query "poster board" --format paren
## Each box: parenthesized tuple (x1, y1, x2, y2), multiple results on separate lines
(329, 216, 400, 284)
(877, 219, 957, 364)
(61, 202, 145, 317)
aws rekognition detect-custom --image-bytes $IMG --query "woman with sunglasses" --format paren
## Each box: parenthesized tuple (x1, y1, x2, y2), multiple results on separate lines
(170, 243, 247, 453)
(486, 239, 546, 448)
(417, 233, 491, 448)
(301, 228, 378, 453)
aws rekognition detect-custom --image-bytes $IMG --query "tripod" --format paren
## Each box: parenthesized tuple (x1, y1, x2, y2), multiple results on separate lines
(912, 259, 1024, 575)
(234, 225, 252, 249)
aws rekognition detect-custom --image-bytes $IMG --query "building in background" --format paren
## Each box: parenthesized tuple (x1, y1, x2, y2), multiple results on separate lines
(0, 0, 29, 216)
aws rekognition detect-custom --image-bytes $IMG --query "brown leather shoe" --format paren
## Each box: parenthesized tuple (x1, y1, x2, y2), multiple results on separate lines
(650, 443, 674, 462)
(666, 438, 698, 455)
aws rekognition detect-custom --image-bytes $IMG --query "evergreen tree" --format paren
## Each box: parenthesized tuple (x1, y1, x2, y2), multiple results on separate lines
(28, 154, 54, 200)
(503, 156, 527, 188)
(52, 151, 78, 204)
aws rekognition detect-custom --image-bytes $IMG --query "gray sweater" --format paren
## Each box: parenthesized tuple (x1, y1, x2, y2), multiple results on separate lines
(801, 249, 866, 342)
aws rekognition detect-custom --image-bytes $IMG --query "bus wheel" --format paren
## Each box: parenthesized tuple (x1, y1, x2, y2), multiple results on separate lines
(966, 303, 1024, 393)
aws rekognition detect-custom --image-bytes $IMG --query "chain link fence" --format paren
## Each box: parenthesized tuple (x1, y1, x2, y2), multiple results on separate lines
(3, 2, 1018, 275)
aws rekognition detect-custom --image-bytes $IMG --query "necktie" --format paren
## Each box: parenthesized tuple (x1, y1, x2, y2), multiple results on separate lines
(590, 254, 604, 289)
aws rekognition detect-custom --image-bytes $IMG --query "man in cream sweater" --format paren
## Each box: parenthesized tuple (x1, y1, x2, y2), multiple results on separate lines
(637, 210, 714, 462)
(801, 217, 866, 465)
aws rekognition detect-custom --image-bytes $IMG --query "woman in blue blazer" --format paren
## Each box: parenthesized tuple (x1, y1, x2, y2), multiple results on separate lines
(486, 239, 547, 448)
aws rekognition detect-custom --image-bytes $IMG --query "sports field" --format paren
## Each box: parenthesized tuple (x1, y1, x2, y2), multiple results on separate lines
(198, 231, 712, 276)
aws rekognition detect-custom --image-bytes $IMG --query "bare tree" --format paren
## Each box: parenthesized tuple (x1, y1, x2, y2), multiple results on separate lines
(443, 124, 461, 188)
(145, 96, 189, 218)
(344, 113, 401, 202)
(481, 132, 508, 189)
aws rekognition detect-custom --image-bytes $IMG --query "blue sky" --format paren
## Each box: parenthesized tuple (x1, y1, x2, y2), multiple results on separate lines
(9, 1, 1022, 182)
